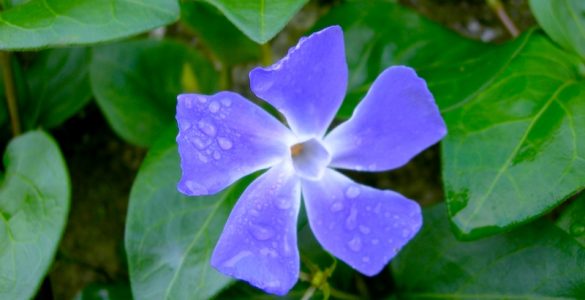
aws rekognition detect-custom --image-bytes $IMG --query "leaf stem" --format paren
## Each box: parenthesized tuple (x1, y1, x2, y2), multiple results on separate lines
(486, 0, 519, 37)
(260, 43, 272, 66)
(0, 51, 21, 136)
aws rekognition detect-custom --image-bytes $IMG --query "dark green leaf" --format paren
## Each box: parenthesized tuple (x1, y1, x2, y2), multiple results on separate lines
(0, 0, 179, 50)
(24, 47, 92, 129)
(74, 283, 133, 300)
(318, 2, 585, 239)
(213, 281, 311, 300)
(0, 131, 70, 299)
(530, 0, 585, 58)
(181, 1, 260, 65)
(557, 193, 585, 247)
(90, 39, 218, 147)
(125, 126, 253, 300)
(392, 204, 585, 298)
(202, 0, 308, 44)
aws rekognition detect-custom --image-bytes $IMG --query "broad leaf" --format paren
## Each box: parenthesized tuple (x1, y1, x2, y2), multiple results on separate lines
(181, 1, 260, 65)
(318, 2, 585, 239)
(392, 204, 585, 298)
(125, 126, 253, 300)
(0, 131, 70, 299)
(557, 193, 585, 248)
(0, 0, 179, 50)
(202, 0, 308, 44)
(530, 0, 585, 58)
(90, 39, 218, 147)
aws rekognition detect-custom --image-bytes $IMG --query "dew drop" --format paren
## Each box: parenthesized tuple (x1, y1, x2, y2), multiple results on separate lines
(330, 202, 344, 212)
(193, 137, 210, 149)
(220, 98, 232, 107)
(249, 224, 275, 240)
(198, 120, 216, 136)
(359, 225, 371, 234)
(260, 247, 278, 257)
(362, 256, 370, 263)
(347, 236, 362, 252)
(371, 239, 379, 245)
(274, 197, 292, 210)
(345, 206, 358, 230)
(212, 151, 221, 160)
(222, 251, 252, 267)
(401, 229, 410, 238)
(345, 186, 360, 198)
(197, 152, 208, 163)
(197, 96, 207, 103)
(179, 120, 192, 130)
(217, 137, 233, 150)
(208, 101, 220, 113)
(183, 97, 193, 108)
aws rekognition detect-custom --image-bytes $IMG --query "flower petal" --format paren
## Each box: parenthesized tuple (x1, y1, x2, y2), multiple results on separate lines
(302, 169, 422, 275)
(176, 92, 295, 196)
(249, 25, 348, 139)
(325, 66, 447, 172)
(211, 163, 301, 295)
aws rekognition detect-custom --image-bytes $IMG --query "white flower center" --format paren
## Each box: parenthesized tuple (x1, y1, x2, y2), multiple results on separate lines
(290, 138, 331, 180)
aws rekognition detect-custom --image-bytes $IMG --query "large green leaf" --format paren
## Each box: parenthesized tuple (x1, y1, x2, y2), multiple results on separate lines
(0, 0, 179, 50)
(530, 0, 585, 58)
(0, 131, 70, 299)
(125, 126, 253, 300)
(202, 0, 308, 44)
(557, 193, 585, 248)
(392, 204, 585, 298)
(90, 39, 218, 147)
(24, 47, 92, 129)
(181, 1, 260, 65)
(317, 2, 585, 239)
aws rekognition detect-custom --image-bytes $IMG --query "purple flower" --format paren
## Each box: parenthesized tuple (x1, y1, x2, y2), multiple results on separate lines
(176, 25, 446, 295)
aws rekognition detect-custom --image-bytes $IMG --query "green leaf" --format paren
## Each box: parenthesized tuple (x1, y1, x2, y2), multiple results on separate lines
(181, 1, 260, 65)
(0, 0, 179, 50)
(557, 193, 585, 247)
(74, 283, 133, 300)
(0, 131, 70, 299)
(318, 2, 585, 239)
(202, 0, 308, 44)
(23, 47, 92, 129)
(125, 126, 253, 300)
(392, 204, 585, 298)
(530, 0, 585, 58)
(90, 39, 218, 147)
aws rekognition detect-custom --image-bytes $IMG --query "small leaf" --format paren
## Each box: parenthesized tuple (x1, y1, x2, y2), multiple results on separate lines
(557, 193, 585, 247)
(90, 39, 218, 147)
(0, 131, 70, 300)
(392, 204, 585, 298)
(530, 0, 585, 58)
(181, 1, 260, 65)
(125, 126, 253, 300)
(202, 0, 308, 44)
(0, 0, 180, 50)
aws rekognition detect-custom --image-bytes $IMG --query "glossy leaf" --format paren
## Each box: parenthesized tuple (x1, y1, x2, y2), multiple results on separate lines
(530, 0, 585, 58)
(90, 39, 218, 147)
(318, 2, 585, 239)
(202, 0, 308, 44)
(181, 1, 260, 65)
(0, 0, 179, 50)
(24, 47, 92, 129)
(392, 204, 585, 298)
(557, 193, 585, 248)
(125, 126, 253, 300)
(0, 131, 70, 299)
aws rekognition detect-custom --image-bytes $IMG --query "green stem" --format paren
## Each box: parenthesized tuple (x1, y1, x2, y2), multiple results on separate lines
(487, 0, 519, 37)
(261, 43, 272, 66)
(0, 52, 21, 136)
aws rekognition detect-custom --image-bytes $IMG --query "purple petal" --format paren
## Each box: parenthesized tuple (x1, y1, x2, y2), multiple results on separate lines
(211, 163, 301, 295)
(176, 92, 295, 196)
(249, 26, 348, 139)
(301, 169, 422, 275)
(325, 66, 447, 172)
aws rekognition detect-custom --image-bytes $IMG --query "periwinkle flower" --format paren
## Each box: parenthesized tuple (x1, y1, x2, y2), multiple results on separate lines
(176, 25, 446, 295)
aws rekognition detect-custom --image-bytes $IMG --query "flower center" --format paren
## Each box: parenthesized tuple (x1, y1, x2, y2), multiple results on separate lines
(289, 138, 331, 180)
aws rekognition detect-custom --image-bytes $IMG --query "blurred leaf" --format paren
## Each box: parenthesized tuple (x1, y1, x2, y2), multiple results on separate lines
(0, 0, 179, 50)
(181, 1, 260, 65)
(125, 126, 253, 300)
(0, 131, 70, 299)
(90, 39, 218, 147)
(202, 0, 308, 44)
(24, 47, 92, 129)
(557, 193, 585, 247)
(214, 281, 311, 299)
(74, 283, 132, 300)
(530, 0, 585, 58)
(392, 204, 585, 298)
(318, 2, 585, 239)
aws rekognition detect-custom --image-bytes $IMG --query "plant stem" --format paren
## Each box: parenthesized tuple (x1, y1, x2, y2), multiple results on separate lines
(261, 43, 272, 66)
(0, 51, 21, 136)
(487, 0, 519, 37)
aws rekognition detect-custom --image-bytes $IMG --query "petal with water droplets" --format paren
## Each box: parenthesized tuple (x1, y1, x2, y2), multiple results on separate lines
(302, 169, 422, 275)
(211, 163, 301, 295)
(176, 92, 295, 196)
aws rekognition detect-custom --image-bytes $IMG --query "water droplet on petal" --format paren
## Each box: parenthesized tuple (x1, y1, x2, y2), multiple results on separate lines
(401, 229, 410, 238)
(217, 137, 233, 150)
(222, 251, 252, 268)
(193, 137, 210, 149)
(371, 239, 379, 245)
(212, 151, 221, 160)
(274, 197, 292, 210)
(209, 101, 220, 113)
(359, 225, 370, 234)
(345, 206, 358, 230)
(221, 98, 232, 107)
(197, 152, 208, 163)
(260, 247, 278, 257)
(198, 120, 216, 136)
(348, 236, 362, 252)
(197, 96, 207, 103)
(265, 280, 281, 289)
(345, 186, 360, 198)
(179, 120, 192, 130)
(183, 98, 193, 108)
(249, 224, 275, 240)
(330, 202, 344, 212)
(362, 256, 370, 263)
